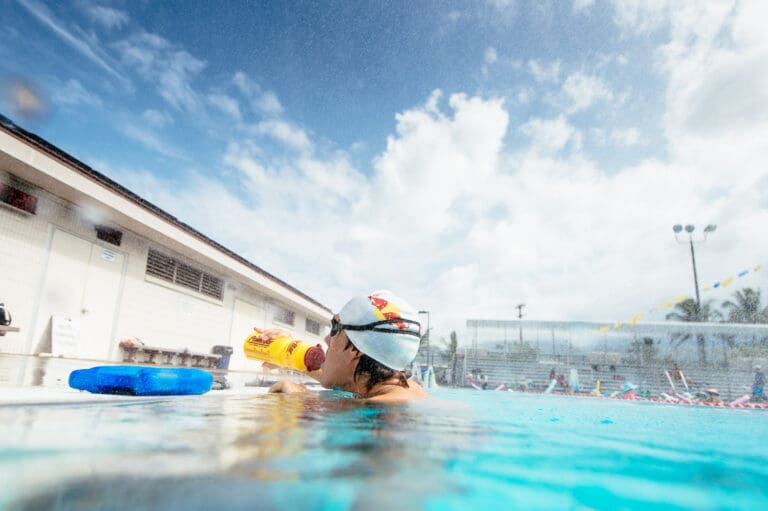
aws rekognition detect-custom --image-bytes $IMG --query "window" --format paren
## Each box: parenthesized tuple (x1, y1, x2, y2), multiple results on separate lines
(305, 318, 321, 336)
(146, 248, 223, 300)
(273, 305, 295, 326)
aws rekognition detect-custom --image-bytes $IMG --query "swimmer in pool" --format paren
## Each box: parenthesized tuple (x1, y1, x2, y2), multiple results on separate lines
(267, 290, 429, 402)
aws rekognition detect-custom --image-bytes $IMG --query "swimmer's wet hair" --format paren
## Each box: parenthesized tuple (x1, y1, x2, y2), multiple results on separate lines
(346, 339, 409, 392)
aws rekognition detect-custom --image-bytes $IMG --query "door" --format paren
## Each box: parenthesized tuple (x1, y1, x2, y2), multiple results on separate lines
(31, 228, 125, 360)
(228, 298, 267, 371)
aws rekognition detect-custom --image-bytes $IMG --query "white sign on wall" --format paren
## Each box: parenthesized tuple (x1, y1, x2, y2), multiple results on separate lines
(51, 315, 80, 357)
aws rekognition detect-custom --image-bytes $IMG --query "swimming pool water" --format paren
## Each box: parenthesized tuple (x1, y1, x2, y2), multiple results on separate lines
(2, 385, 767, 510)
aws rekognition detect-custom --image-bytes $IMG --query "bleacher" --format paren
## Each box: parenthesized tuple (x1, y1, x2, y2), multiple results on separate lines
(446, 349, 760, 401)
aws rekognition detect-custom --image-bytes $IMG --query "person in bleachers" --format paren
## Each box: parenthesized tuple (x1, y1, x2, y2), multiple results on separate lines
(753, 365, 765, 402)
(704, 388, 723, 404)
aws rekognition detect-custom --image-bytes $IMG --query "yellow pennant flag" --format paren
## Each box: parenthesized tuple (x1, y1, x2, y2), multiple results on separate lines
(703, 286, 712, 292)
(614, 321, 623, 329)
(754, 264, 762, 272)
(630, 312, 645, 326)
(721, 277, 734, 288)
(599, 326, 610, 333)
(673, 295, 687, 303)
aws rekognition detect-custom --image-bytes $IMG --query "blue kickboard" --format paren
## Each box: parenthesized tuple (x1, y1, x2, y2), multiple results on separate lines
(69, 366, 213, 396)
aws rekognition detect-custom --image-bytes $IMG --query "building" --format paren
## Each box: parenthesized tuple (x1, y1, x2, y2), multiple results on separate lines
(0, 114, 331, 372)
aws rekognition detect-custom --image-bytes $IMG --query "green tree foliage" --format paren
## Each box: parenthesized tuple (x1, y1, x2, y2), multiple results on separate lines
(442, 331, 458, 359)
(722, 287, 768, 324)
(626, 337, 658, 365)
(721, 287, 768, 358)
(665, 298, 720, 365)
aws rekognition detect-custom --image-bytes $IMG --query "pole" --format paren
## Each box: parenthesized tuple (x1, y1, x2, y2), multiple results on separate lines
(689, 237, 701, 314)
(516, 303, 525, 344)
(426, 312, 431, 365)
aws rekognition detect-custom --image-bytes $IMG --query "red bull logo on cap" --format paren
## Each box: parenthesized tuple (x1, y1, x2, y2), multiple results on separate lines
(369, 295, 408, 330)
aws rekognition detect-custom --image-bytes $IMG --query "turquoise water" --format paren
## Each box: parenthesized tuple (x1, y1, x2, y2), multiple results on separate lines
(2, 387, 768, 510)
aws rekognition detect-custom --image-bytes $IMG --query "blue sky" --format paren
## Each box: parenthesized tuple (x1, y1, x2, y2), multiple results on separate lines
(2, 0, 767, 342)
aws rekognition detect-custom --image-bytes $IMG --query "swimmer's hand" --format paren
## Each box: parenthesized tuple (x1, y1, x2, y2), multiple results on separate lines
(256, 327, 292, 341)
(268, 380, 307, 394)
(254, 326, 323, 382)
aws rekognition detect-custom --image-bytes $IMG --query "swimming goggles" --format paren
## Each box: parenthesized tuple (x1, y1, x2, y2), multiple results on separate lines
(330, 317, 421, 337)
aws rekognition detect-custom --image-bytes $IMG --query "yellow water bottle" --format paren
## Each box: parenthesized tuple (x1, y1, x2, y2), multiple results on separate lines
(243, 329, 325, 372)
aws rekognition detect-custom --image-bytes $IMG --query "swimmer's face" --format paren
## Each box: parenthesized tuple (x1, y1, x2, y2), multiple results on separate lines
(319, 315, 360, 391)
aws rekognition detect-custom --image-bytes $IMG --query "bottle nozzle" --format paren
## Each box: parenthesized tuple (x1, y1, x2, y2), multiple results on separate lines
(303, 344, 325, 372)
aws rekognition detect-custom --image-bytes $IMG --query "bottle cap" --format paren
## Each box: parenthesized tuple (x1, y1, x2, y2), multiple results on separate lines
(303, 344, 325, 371)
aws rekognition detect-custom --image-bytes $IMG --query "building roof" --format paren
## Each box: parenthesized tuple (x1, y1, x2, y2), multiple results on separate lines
(0, 113, 331, 314)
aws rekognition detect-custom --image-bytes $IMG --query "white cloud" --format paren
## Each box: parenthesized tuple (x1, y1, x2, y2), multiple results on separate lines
(233, 71, 259, 97)
(17, 0, 126, 83)
(516, 87, 533, 104)
(612, 0, 670, 35)
(52, 79, 102, 107)
(446, 11, 462, 23)
(83, 4, 129, 30)
(487, 0, 516, 17)
(207, 93, 242, 121)
(528, 59, 561, 83)
(484, 47, 498, 65)
(141, 109, 173, 128)
(573, 0, 594, 12)
(610, 127, 642, 146)
(89, 1, 768, 341)
(114, 32, 206, 112)
(519, 116, 578, 154)
(659, 1, 766, 142)
(561, 71, 613, 113)
(121, 124, 187, 160)
(233, 71, 284, 116)
(249, 119, 312, 152)
(256, 91, 283, 115)
(590, 127, 607, 146)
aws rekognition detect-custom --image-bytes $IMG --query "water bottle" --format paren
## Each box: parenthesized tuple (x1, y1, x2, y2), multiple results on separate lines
(69, 366, 213, 395)
(243, 329, 325, 372)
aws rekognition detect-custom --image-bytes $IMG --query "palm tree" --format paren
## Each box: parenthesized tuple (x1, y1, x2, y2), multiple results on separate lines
(626, 337, 658, 366)
(439, 331, 459, 385)
(722, 287, 768, 324)
(443, 331, 458, 359)
(665, 298, 720, 365)
(721, 287, 768, 353)
(419, 329, 430, 352)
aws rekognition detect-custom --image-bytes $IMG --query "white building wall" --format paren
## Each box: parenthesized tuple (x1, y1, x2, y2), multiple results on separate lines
(1, 145, 328, 368)
(0, 173, 81, 354)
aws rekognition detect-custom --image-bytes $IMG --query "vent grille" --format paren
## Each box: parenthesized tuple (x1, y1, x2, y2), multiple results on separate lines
(146, 250, 175, 281)
(305, 318, 321, 336)
(201, 273, 224, 298)
(273, 306, 295, 326)
(146, 249, 223, 300)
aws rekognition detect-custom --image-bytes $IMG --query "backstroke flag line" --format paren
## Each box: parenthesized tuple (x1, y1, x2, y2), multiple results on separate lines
(593, 262, 765, 333)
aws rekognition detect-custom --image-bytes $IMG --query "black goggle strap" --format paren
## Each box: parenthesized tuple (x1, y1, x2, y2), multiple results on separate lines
(336, 318, 422, 338)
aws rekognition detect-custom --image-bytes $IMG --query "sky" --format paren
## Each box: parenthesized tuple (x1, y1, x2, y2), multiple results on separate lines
(2, 0, 767, 345)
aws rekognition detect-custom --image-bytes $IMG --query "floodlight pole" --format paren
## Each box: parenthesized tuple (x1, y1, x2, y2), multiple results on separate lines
(516, 303, 525, 344)
(673, 224, 716, 319)
(688, 237, 701, 310)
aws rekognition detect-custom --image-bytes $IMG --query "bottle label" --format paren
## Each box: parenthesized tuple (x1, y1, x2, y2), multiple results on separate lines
(247, 334, 272, 348)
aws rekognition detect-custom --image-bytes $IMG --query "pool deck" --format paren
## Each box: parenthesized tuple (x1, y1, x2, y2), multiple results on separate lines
(0, 385, 274, 406)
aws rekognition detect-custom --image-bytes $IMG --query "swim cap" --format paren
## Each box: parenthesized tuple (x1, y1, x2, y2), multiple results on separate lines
(337, 290, 421, 370)
(706, 388, 719, 395)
